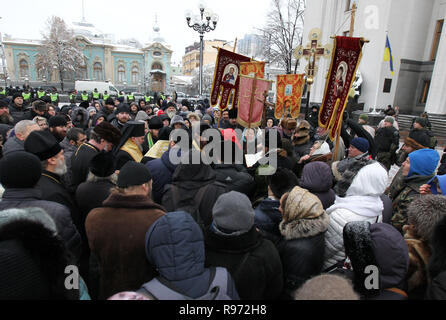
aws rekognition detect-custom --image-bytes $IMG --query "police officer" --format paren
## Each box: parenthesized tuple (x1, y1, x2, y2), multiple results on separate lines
(127, 92, 135, 103)
(144, 92, 152, 104)
(103, 90, 110, 101)
(69, 90, 77, 104)
(22, 88, 32, 105)
(81, 90, 91, 103)
(92, 88, 101, 101)
(37, 87, 46, 99)
(0, 87, 6, 99)
(50, 89, 59, 105)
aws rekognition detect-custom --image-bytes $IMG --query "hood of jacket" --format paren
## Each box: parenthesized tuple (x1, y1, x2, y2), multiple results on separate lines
(145, 211, 205, 281)
(299, 161, 334, 193)
(344, 221, 409, 295)
(205, 226, 262, 253)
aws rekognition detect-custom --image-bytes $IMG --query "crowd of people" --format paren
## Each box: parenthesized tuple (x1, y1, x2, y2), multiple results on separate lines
(0, 89, 446, 301)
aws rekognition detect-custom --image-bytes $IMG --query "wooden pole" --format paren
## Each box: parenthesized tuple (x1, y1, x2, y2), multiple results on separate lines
(233, 38, 238, 53)
(248, 75, 257, 128)
(261, 91, 269, 128)
(350, 2, 357, 37)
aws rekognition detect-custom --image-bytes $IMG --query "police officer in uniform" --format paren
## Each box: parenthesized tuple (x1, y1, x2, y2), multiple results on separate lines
(50, 89, 59, 105)
(81, 90, 91, 103)
(92, 88, 101, 101)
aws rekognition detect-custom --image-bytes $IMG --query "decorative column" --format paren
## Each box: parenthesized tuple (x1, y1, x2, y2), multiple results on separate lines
(425, 14, 446, 115)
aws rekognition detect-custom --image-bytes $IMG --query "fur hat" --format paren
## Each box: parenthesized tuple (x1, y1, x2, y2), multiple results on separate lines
(93, 121, 122, 145)
(281, 118, 297, 131)
(0, 208, 79, 300)
(294, 274, 359, 300)
(404, 129, 430, 150)
(187, 112, 200, 122)
(280, 186, 329, 240)
(407, 195, 446, 241)
(267, 168, 299, 199)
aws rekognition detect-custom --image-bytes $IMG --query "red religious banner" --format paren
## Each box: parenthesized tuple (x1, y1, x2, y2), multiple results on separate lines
(319, 36, 365, 140)
(275, 74, 305, 119)
(237, 75, 271, 128)
(210, 48, 251, 110)
(240, 61, 266, 79)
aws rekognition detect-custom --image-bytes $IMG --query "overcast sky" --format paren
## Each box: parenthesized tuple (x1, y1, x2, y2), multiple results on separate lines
(0, 0, 272, 64)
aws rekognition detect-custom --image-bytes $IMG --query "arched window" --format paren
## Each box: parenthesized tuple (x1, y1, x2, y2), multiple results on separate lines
(77, 66, 88, 80)
(131, 66, 139, 84)
(118, 65, 126, 82)
(152, 62, 163, 71)
(19, 59, 29, 78)
(94, 62, 103, 80)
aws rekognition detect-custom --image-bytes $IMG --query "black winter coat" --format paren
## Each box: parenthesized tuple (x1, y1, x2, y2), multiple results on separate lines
(0, 188, 82, 261)
(426, 271, 446, 300)
(204, 227, 283, 300)
(162, 163, 227, 228)
(213, 164, 255, 198)
(70, 142, 100, 188)
(254, 198, 282, 237)
(299, 162, 336, 210)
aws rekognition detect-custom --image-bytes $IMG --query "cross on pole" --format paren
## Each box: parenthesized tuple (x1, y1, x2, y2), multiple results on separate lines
(294, 28, 332, 119)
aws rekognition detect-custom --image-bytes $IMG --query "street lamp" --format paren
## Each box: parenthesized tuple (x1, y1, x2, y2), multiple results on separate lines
(185, 2, 218, 98)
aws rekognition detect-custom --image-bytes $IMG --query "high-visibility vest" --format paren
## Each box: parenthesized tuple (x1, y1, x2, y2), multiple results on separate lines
(118, 93, 124, 98)
(22, 92, 31, 100)
(127, 94, 134, 101)
(103, 94, 110, 100)
(0, 89, 5, 96)
(37, 91, 45, 99)
(82, 93, 89, 101)
(93, 92, 100, 99)
(70, 94, 76, 101)
(50, 93, 58, 102)
(144, 95, 151, 102)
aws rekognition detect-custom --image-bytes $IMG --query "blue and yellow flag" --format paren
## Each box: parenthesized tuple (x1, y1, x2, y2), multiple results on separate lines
(384, 34, 394, 75)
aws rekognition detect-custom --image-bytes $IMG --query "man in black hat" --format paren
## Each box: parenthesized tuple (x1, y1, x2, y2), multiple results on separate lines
(9, 93, 31, 125)
(110, 104, 131, 131)
(98, 97, 116, 122)
(0, 99, 14, 125)
(24, 130, 81, 231)
(48, 115, 68, 143)
(0, 151, 81, 262)
(85, 161, 165, 299)
(70, 121, 122, 188)
(146, 116, 163, 151)
(115, 121, 146, 170)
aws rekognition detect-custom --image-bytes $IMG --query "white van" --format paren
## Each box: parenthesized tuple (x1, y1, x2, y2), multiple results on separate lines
(75, 80, 119, 96)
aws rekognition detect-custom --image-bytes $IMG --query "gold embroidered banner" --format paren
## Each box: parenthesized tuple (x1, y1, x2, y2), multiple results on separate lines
(275, 74, 305, 119)
(319, 36, 364, 140)
(240, 61, 266, 79)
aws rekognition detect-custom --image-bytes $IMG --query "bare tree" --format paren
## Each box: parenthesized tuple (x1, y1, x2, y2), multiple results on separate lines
(35, 16, 85, 91)
(188, 64, 214, 96)
(258, 0, 306, 74)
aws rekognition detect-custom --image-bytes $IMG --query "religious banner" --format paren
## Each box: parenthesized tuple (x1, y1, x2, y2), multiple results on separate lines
(237, 75, 271, 128)
(275, 74, 305, 119)
(240, 61, 266, 78)
(210, 48, 251, 110)
(319, 36, 364, 140)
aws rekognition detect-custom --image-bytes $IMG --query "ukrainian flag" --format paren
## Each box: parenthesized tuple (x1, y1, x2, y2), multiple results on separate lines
(384, 34, 395, 75)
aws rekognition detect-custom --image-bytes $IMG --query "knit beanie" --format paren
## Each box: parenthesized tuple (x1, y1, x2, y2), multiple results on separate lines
(117, 161, 152, 188)
(170, 115, 185, 127)
(24, 130, 62, 161)
(384, 116, 395, 124)
(86, 106, 97, 115)
(105, 97, 115, 106)
(405, 129, 430, 150)
(12, 93, 22, 101)
(294, 275, 359, 300)
(116, 103, 130, 115)
(350, 137, 369, 153)
(135, 111, 149, 122)
(212, 191, 255, 235)
(89, 152, 116, 178)
(359, 114, 369, 123)
(48, 116, 67, 128)
(0, 152, 42, 188)
(408, 149, 440, 177)
(414, 117, 428, 128)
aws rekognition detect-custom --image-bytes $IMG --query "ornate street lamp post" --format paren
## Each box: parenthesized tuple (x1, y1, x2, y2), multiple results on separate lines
(185, 2, 218, 98)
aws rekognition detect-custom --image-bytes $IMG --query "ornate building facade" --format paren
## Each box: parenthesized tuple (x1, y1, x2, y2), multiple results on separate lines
(2, 20, 173, 93)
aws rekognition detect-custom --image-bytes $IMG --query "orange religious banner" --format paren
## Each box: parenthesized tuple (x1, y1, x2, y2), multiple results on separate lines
(237, 75, 271, 128)
(275, 74, 305, 119)
(240, 61, 266, 79)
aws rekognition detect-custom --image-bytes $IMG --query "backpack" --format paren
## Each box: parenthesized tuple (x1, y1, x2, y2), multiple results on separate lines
(138, 267, 233, 300)
(170, 184, 209, 229)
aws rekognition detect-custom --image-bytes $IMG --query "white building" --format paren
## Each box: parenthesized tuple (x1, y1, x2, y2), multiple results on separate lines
(300, 0, 446, 115)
